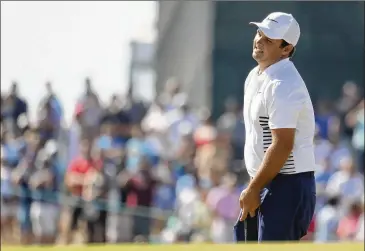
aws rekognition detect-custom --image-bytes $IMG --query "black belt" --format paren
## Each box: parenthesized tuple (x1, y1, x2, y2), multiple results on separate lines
(276, 171, 314, 178)
(251, 171, 315, 180)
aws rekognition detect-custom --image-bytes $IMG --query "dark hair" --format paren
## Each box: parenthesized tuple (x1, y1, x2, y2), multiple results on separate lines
(280, 40, 295, 58)
(327, 196, 340, 207)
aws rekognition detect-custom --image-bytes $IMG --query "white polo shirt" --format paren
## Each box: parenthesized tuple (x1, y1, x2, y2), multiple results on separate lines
(243, 58, 316, 177)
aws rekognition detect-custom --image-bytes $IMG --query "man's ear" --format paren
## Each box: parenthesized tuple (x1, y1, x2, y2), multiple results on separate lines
(282, 44, 294, 57)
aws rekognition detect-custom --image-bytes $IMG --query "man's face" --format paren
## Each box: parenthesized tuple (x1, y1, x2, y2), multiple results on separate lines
(85, 79, 92, 94)
(339, 157, 355, 174)
(165, 78, 180, 95)
(101, 123, 112, 136)
(46, 82, 53, 95)
(342, 82, 358, 98)
(10, 83, 18, 96)
(252, 30, 291, 65)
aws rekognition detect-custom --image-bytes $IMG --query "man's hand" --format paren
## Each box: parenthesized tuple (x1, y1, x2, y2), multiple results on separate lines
(11, 171, 23, 185)
(117, 171, 131, 187)
(82, 185, 95, 201)
(83, 170, 98, 186)
(29, 178, 41, 189)
(43, 171, 54, 188)
(67, 174, 84, 186)
(239, 187, 261, 221)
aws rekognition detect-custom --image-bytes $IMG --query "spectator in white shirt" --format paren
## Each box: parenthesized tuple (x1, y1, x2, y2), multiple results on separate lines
(315, 195, 340, 242)
(326, 156, 364, 215)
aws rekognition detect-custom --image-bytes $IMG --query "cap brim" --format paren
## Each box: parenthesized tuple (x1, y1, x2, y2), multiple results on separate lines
(249, 22, 284, 40)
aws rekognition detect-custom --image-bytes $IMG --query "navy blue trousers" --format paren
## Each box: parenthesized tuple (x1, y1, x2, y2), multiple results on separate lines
(234, 172, 316, 242)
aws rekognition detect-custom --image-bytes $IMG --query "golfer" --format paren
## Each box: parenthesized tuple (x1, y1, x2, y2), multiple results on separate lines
(234, 12, 316, 242)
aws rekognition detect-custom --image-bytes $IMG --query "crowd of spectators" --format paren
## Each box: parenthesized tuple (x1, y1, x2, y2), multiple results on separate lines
(1, 78, 364, 245)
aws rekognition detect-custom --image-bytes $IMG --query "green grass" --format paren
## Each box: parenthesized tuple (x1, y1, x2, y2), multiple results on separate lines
(2, 243, 364, 251)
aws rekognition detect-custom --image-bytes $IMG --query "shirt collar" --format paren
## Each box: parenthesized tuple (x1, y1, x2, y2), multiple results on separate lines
(262, 58, 290, 76)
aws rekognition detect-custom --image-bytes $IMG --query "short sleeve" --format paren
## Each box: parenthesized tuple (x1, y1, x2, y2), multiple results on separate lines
(266, 81, 306, 129)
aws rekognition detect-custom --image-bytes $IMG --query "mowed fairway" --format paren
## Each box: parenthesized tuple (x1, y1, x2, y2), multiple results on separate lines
(2, 243, 364, 251)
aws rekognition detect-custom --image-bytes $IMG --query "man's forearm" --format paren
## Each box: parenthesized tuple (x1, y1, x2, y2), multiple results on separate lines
(248, 142, 292, 191)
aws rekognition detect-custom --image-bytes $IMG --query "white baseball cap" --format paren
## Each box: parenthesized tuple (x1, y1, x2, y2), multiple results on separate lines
(249, 12, 300, 47)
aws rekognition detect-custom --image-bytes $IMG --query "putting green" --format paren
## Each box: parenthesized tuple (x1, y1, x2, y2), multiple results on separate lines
(2, 243, 364, 251)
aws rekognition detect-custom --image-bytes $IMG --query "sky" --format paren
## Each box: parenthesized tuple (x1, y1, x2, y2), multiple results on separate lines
(1, 1, 156, 124)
